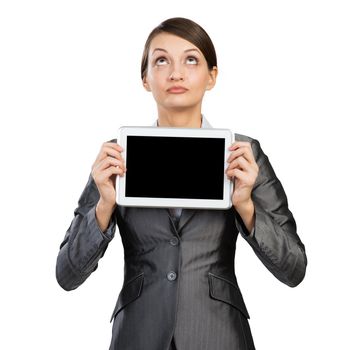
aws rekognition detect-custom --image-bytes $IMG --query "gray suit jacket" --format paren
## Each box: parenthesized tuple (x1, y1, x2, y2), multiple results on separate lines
(56, 123, 307, 350)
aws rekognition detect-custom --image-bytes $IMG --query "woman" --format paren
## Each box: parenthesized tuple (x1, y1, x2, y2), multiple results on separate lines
(56, 17, 307, 350)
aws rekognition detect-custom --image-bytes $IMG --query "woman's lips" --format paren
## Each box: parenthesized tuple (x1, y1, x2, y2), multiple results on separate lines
(167, 87, 188, 94)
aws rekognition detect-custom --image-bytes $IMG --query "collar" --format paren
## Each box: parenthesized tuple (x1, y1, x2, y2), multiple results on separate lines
(151, 114, 213, 128)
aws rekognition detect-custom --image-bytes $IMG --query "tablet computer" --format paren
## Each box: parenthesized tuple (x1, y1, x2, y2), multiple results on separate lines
(116, 126, 234, 209)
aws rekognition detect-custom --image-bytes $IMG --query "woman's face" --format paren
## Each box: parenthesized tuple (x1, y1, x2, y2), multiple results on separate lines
(142, 33, 218, 112)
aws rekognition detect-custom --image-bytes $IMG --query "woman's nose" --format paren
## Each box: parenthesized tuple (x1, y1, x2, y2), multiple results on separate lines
(169, 63, 184, 81)
(170, 73, 183, 81)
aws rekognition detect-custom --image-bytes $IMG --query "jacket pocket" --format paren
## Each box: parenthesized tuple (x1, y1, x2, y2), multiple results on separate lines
(208, 272, 250, 319)
(110, 272, 144, 323)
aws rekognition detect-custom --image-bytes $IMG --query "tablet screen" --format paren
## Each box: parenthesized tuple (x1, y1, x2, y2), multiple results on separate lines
(125, 135, 225, 200)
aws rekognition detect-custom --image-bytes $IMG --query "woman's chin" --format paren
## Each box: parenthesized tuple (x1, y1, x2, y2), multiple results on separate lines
(161, 99, 198, 110)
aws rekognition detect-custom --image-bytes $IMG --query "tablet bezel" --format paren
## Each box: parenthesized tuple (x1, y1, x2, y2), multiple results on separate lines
(116, 126, 234, 210)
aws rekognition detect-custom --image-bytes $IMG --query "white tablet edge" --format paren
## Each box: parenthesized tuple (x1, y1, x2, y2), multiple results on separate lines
(116, 126, 235, 210)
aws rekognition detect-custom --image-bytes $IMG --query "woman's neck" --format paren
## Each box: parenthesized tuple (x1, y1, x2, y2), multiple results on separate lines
(156, 107, 202, 128)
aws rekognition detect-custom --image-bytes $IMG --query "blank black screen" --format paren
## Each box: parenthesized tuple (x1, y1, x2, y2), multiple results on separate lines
(125, 136, 225, 200)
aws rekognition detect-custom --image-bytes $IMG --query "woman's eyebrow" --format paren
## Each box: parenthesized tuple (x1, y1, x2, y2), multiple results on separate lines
(185, 48, 200, 53)
(151, 48, 200, 55)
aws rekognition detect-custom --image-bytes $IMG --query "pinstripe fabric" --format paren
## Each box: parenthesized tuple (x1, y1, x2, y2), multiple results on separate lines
(56, 115, 307, 350)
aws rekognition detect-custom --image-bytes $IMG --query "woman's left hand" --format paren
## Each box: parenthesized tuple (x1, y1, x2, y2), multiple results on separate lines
(225, 141, 259, 208)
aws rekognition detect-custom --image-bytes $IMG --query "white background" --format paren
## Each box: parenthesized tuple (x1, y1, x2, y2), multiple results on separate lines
(1, 0, 349, 349)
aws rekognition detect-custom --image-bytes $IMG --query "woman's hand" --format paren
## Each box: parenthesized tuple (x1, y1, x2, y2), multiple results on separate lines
(225, 141, 259, 208)
(91, 141, 127, 208)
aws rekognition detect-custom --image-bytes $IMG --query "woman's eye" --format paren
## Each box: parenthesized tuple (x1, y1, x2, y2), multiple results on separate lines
(155, 56, 198, 66)
(187, 56, 198, 64)
(155, 57, 167, 65)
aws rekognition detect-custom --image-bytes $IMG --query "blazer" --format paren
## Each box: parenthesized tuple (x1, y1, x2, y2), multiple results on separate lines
(56, 117, 307, 350)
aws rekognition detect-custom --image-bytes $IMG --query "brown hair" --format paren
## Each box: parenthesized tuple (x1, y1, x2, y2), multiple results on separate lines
(141, 17, 217, 80)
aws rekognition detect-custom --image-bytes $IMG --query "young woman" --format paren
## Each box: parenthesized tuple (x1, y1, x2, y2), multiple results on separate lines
(56, 17, 308, 350)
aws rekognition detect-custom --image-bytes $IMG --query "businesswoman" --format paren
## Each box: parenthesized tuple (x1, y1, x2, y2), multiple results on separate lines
(56, 17, 308, 350)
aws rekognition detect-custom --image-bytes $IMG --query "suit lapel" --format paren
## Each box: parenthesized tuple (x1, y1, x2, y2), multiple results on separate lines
(165, 208, 198, 234)
(177, 208, 198, 233)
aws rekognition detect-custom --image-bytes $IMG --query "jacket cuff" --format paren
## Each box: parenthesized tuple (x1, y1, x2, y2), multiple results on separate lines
(234, 207, 256, 238)
(93, 204, 117, 239)
(68, 205, 116, 274)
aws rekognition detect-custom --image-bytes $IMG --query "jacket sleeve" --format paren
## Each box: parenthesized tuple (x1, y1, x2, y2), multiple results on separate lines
(233, 138, 308, 288)
(56, 141, 119, 291)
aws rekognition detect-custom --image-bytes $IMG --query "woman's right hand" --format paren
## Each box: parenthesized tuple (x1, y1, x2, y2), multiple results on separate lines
(91, 141, 127, 207)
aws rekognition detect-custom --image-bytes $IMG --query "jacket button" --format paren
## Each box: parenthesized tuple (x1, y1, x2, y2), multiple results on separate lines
(169, 237, 179, 246)
(167, 271, 177, 281)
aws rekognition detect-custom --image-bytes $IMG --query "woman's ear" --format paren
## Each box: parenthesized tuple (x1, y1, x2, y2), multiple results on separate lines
(206, 66, 218, 91)
(142, 76, 151, 92)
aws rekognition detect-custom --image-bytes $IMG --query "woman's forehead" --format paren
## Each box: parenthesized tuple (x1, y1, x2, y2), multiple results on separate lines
(149, 33, 201, 56)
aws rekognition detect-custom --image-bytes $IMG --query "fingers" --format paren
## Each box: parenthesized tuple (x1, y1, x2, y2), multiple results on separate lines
(227, 141, 254, 164)
(226, 156, 250, 174)
(92, 141, 126, 170)
(226, 141, 259, 180)
(95, 156, 126, 174)
(92, 157, 125, 189)
(103, 142, 124, 151)
(228, 168, 245, 181)
(94, 164, 124, 183)
(228, 141, 250, 150)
